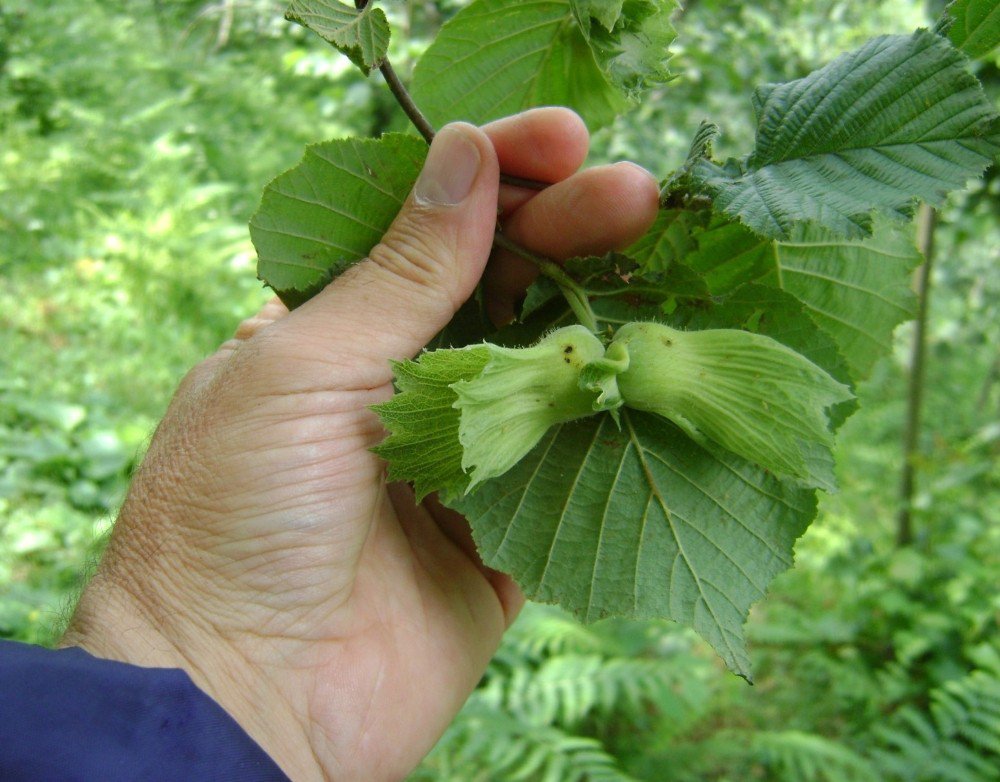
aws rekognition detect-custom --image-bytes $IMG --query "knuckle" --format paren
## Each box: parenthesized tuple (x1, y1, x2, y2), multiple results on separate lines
(369, 220, 458, 302)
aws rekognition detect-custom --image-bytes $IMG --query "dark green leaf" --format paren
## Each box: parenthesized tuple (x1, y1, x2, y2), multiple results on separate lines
(627, 208, 710, 274)
(628, 207, 775, 297)
(691, 30, 1000, 238)
(673, 214, 774, 296)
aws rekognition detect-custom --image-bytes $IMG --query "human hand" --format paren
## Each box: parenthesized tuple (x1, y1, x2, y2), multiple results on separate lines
(62, 108, 659, 781)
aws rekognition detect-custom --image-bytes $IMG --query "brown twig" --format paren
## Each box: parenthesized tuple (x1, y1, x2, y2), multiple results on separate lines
(378, 60, 545, 191)
(379, 59, 436, 144)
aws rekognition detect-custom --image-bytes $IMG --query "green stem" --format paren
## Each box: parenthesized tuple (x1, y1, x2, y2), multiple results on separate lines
(896, 202, 936, 548)
(492, 231, 599, 333)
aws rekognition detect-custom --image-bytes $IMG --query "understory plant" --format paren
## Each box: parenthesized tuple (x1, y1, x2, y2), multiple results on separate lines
(249, 0, 1000, 682)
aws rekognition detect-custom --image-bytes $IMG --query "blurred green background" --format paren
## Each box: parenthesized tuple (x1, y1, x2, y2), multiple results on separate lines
(1, 1, 998, 779)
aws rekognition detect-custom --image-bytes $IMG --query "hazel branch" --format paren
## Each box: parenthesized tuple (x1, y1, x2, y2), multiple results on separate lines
(379, 59, 436, 144)
(379, 58, 546, 191)
(357, 0, 546, 191)
(360, 2, 594, 329)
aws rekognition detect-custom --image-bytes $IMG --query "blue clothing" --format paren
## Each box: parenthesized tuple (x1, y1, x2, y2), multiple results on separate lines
(0, 640, 290, 781)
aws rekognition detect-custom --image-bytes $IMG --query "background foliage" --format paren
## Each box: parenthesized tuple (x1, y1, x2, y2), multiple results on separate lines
(1, 0, 998, 778)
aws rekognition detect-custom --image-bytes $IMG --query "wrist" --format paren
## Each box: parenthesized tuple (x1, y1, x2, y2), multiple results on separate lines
(62, 562, 324, 782)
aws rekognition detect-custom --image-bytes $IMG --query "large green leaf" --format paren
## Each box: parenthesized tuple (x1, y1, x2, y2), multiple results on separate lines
(764, 218, 923, 381)
(285, 0, 390, 75)
(690, 30, 1000, 239)
(948, 0, 1000, 59)
(250, 134, 426, 306)
(574, 0, 677, 99)
(410, 0, 675, 129)
(450, 410, 816, 679)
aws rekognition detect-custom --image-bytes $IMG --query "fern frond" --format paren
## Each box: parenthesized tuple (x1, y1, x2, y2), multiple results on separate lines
(748, 730, 880, 782)
(485, 653, 698, 730)
(502, 604, 615, 662)
(870, 670, 1000, 781)
(417, 698, 638, 782)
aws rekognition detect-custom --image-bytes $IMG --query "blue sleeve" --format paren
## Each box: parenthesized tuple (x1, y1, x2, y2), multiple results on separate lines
(0, 639, 290, 781)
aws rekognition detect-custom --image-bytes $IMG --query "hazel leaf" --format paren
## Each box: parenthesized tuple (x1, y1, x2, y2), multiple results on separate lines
(571, 0, 626, 32)
(447, 409, 817, 680)
(251, 134, 426, 307)
(690, 30, 1000, 238)
(947, 0, 1000, 59)
(578, 0, 678, 99)
(411, 0, 676, 130)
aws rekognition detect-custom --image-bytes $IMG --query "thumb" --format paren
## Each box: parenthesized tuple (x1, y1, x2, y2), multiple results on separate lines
(276, 123, 500, 384)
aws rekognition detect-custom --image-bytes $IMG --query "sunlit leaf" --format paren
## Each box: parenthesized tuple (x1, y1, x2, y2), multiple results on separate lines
(285, 0, 390, 75)
(411, 0, 675, 129)
(250, 134, 425, 306)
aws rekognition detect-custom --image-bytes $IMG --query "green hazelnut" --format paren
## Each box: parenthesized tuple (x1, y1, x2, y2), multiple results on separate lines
(453, 325, 610, 487)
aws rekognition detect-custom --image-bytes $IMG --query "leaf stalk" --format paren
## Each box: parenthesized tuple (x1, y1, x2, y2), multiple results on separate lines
(379, 59, 436, 144)
(492, 231, 599, 333)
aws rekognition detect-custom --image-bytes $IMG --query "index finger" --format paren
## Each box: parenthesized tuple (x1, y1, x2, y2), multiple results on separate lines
(483, 108, 590, 213)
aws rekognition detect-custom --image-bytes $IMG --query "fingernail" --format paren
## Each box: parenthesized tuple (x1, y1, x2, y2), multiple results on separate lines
(415, 125, 482, 206)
